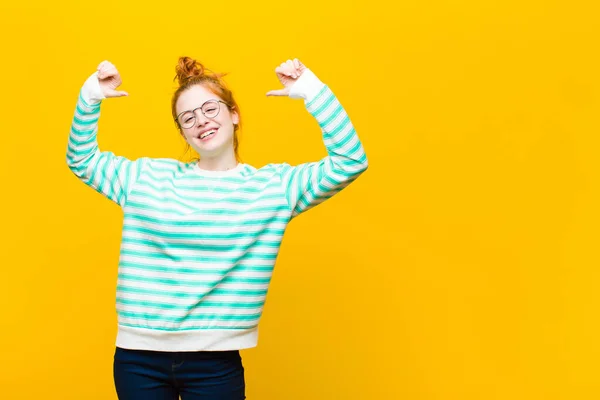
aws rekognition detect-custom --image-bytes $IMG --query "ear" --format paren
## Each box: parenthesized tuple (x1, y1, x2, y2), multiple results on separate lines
(231, 110, 240, 125)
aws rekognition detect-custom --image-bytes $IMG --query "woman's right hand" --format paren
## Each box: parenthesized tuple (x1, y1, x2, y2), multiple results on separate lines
(97, 61, 128, 98)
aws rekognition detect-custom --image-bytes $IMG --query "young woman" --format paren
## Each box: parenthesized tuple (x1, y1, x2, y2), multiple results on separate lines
(67, 56, 368, 399)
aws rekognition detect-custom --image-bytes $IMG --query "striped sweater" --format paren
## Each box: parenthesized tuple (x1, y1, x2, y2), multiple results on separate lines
(66, 68, 368, 351)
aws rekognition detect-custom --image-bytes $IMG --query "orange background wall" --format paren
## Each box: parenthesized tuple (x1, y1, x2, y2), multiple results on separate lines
(0, 1, 599, 399)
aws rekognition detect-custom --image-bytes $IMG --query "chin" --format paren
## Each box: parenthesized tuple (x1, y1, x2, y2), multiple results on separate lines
(191, 141, 227, 158)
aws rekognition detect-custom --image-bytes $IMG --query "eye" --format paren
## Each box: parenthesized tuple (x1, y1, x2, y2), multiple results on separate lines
(205, 107, 217, 113)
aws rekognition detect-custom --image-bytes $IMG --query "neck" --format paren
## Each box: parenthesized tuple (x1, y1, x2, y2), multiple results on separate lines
(197, 150, 238, 172)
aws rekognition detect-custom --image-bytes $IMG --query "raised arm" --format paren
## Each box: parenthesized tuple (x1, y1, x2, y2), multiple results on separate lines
(268, 59, 368, 218)
(66, 61, 145, 206)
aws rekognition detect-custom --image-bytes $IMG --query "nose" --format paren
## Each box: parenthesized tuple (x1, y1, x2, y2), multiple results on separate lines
(195, 110, 210, 127)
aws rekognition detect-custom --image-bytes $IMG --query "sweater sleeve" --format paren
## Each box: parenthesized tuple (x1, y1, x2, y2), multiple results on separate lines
(278, 69, 369, 219)
(66, 72, 145, 207)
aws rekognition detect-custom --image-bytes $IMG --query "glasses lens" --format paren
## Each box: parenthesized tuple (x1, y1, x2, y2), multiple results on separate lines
(202, 101, 220, 118)
(179, 112, 195, 128)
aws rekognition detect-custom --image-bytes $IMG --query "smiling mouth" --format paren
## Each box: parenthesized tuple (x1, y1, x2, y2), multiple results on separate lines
(199, 129, 217, 140)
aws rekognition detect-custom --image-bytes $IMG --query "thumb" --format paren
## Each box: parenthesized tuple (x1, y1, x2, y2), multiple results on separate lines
(266, 88, 289, 97)
(105, 89, 129, 98)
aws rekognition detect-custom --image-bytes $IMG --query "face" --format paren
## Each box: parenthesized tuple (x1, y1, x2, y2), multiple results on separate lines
(175, 84, 239, 159)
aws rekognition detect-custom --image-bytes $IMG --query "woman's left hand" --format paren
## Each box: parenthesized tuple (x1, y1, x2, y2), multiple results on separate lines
(266, 58, 306, 96)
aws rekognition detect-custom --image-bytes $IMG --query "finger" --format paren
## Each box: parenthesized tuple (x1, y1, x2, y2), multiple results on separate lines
(102, 63, 117, 74)
(285, 60, 298, 78)
(98, 64, 110, 79)
(100, 66, 119, 80)
(97, 61, 107, 78)
(280, 61, 294, 73)
(99, 61, 113, 73)
(266, 88, 288, 96)
(104, 66, 118, 78)
(97, 60, 108, 70)
(293, 58, 300, 70)
(275, 66, 294, 77)
(106, 89, 128, 97)
(296, 59, 306, 74)
(276, 65, 296, 78)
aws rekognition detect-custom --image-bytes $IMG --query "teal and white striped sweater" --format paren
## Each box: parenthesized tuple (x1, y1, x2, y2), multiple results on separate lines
(67, 68, 368, 351)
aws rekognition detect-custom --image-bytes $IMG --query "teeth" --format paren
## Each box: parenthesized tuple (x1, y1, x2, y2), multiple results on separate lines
(201, 129, 216, 139)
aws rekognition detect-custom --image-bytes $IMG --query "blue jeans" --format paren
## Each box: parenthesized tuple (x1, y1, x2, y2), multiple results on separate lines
(113, 347, 246, 399)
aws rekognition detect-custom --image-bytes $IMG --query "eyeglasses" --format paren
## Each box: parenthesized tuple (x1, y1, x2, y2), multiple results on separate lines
(176, 99, 229, 129)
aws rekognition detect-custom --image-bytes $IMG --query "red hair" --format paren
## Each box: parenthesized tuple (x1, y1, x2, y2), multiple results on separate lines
(171, 57, 241, 161)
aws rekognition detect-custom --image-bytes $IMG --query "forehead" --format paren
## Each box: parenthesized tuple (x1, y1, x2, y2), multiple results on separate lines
(176, 85, 221, 113)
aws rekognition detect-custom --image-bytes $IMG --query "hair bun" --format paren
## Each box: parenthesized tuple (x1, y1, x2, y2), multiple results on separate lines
(175, 56, 205, 85)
